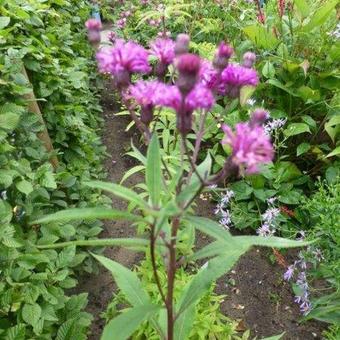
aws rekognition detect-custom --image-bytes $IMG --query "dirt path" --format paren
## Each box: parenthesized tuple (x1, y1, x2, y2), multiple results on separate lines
(76, 83, 144, 339)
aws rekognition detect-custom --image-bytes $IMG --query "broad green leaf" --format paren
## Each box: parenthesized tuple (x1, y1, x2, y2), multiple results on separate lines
(0, 16, 10, 29)
(262, 61, 275, 79)
(267, 79, 298, 97)
(243, 25, 278, 49)
(30, 207, 142, 225)
(325, 115, 340, 143)
(84, 181, 149, 210)
(37, 238, 151, 250)
(284, 123, 311, 137)
(0, 113, 20, 130)
(302, 0, 338, 32)
(183, 215, 232, 242)
(101, 304, 161, 340)
(22, 303, 41, 327)
(294, 0, 309, 17)
(16, 180, 33, 195)
(327, 146, 340, 158)
(240, 86, 256, 106)
(146, 134, 161, 207)
(92, 254, 151, 306)
(297, 142, 310, 156)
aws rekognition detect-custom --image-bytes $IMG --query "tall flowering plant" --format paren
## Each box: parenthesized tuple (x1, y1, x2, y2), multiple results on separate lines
(33, 32, 312, 340)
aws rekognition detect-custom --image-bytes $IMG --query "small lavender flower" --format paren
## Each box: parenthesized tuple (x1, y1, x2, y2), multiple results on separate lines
(242, 52, 256, 68)
(284, 265, 295, 281)
(266, 196, 277, 205)
(220, 190, 234, 205)
(264, 118, 287, 135)
(256, 223, 274, 237)
(262, 207, 280, 224)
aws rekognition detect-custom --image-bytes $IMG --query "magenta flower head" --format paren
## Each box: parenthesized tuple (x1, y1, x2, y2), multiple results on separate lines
(150, 38, 175, 65)
(199, 60, 219, 90)
(220, 63, 259, 97)
(243, 52, 256, 68)
(174, 34, 190, 56)
(85, 19, 102, 45)
(176, 53, 201, 95)
(154, 83, 214, 134)
(96, 40, 151, 88)
(250, 108, 270, 127)
(221, 122, 274, 174)
(150, 38, 175, 78)
(129, 80, 163, 124)
(213, 42, 233, 71)
(85, 18, 102, 31)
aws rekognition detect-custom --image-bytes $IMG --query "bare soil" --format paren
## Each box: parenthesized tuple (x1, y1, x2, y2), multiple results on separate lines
(77, 83, 326, 339)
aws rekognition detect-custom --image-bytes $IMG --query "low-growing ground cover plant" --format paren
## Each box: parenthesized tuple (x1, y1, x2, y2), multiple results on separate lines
(0, 1, 109, 338)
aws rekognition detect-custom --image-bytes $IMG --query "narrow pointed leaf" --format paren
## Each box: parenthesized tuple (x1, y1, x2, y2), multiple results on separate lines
(174, 304, 195, 340)
(31, 207, 142, 225)
(36, 238, 150, 250)
(146, 134, 162, 207)
(92, 254, 150, 306)
(101, 304, 161, 340)
(233, 236, 314, 248)
(177, 247, 248, 315)
(85, 180, 149, 210)
(183, 215, 232, 242)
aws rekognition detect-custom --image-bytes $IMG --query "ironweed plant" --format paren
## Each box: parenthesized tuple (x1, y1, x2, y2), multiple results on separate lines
(34, 27, 313, 340)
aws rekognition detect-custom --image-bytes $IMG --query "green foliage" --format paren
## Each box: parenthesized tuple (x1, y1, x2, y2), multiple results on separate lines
(0, 0, 108, 337)
(298, 180, 340, 325)
(104, 256, 249, 340)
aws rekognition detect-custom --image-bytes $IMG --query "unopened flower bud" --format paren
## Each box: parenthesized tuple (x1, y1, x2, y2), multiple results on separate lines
(213, 42, 233, 71)
(243, 52, 256, 68)
(176, 53, 201, 95)
(174, 33, 190, 55)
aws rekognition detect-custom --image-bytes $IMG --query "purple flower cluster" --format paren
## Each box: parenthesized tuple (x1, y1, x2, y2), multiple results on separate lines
(96, 40, 151, 86)
(222, 112, 274, 175)
(284, 245, 324, 315)
(92, 33, 271, 172)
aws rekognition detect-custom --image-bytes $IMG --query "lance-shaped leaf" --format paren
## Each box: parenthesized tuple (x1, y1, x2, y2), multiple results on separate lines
(146, 134, 162, 207)
(174, 304, 195, 340)
(233, 235, 314, 248)
(183, 215, 232, 242)
(84, 180, 149, 210)
(177, 247, 248, 315)
(30, 207, 142, 225)
(36, 238, 150, 250)
(101, 304, 161, 340)
(92, 254, 150, 306)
